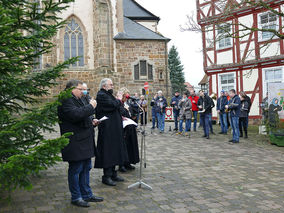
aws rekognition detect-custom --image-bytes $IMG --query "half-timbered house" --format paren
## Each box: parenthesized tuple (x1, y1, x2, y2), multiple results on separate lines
(196, 0, 284, 121)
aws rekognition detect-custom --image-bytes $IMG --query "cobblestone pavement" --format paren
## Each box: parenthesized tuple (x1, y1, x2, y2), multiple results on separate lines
(1, 124, 284, 213)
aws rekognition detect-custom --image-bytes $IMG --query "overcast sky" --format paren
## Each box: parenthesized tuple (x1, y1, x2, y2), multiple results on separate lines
(135, 0, 204, 87)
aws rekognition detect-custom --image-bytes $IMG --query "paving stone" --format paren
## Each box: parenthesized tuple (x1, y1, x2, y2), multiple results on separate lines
(0, 124, 283, 212)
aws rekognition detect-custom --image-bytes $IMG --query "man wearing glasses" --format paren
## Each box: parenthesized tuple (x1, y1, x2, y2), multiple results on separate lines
(58, 79, 103, 207)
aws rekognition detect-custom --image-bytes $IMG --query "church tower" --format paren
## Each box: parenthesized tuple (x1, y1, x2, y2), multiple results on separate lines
(46, 0, 170, 97)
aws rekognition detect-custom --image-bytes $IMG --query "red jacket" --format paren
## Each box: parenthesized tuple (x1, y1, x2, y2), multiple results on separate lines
(189, 95, 199, 111)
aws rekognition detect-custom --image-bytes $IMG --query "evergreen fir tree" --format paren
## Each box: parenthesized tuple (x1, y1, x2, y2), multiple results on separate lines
(168, 45, 185, 94)
(0, 0, 77, 193)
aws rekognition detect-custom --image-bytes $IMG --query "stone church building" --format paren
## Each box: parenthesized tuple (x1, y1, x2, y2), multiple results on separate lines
(43, 0, 170, 97)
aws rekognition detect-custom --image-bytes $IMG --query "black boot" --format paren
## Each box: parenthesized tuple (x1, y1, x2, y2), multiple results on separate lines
(240, 131, 243, 137)
(125, 164, 135, 170)
(244, 131, 248, 138)
(119, 166, 127, 173)
(112, 175, 124, 182)
(102, 176, 116, 186)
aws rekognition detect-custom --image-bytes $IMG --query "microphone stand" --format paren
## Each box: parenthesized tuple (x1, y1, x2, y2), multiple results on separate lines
(128, 101, 152, 190)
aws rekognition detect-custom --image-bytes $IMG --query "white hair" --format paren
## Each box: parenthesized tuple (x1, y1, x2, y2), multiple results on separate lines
(99, 78, 112, 89)
(158, 90, 163, 95)
(82, 83, 87, 88)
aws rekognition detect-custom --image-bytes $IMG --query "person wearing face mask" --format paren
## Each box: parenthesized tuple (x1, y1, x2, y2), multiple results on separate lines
(57, 79, 103, 208)
(117, 88, 140, 173)
(94, 78, 128, 186)
(81, 83, 91, 104)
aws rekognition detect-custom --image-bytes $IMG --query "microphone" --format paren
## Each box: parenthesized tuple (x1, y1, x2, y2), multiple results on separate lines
(128, 96, 139, 101)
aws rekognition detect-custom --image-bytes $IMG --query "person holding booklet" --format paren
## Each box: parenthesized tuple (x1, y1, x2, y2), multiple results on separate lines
(94, 78, 128, 186)
(117, 87, 140, 172)
(57, 79, 103, 207)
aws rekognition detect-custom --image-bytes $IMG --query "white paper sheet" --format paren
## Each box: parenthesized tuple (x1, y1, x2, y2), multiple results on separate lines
(99, 116, 109, 122)
(123, 118, 138, 128)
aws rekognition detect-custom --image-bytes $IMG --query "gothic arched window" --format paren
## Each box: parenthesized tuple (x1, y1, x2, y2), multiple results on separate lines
(64, 19, 84, 67)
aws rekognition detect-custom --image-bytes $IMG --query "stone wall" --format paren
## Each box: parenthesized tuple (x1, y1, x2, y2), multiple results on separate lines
(115, 40, 170, 97)
(93, 0, 114, 70)
(43, 0, 170, 100)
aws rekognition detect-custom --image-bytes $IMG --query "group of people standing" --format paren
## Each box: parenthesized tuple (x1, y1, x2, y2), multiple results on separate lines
(169, 89, 251, 143)
(217, 90, 251, 143)
(58, 78, 140, 208)
(57, 78, 253, 207)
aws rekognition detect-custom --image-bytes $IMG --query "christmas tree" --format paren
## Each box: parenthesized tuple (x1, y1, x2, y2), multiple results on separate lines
(0, 0, 77, 193)
(168, 45, 185, 94)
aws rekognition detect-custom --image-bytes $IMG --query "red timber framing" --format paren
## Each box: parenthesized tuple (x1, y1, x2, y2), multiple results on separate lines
(196, 0, 284, 119)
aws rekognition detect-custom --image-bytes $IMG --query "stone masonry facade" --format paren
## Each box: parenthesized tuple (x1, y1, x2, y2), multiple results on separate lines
(43, 0, 169, 99)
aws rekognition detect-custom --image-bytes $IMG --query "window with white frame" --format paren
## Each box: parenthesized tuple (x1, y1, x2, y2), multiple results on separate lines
(263, 67, 283, 96)
(64, 19, 84, 67)
(201, 83, 209, 94)
(259, 12, 278, 40)
(134, 60, 153, 81)
(219, 73, 236, 92)
(217, 23, 232, 49)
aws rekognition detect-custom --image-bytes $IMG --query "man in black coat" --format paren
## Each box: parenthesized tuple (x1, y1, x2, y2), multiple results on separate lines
(58, 79, 103, 208)
(197, 90, 213, 139)
(94, 78, 128, 186)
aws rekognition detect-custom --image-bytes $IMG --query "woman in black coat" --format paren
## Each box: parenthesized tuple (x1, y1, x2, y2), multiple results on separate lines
(118, 87, 140, 172)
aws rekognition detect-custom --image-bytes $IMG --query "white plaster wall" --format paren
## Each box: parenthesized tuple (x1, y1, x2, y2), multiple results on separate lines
(205, 25, 214, 48)
(250, 94, 260, 116)
(56, 0, 94, 69)
(217, 51, 233, 64)
(242, 69, 258, 91)
(136, 21, 158, 32)
(200, 2, 211, 15)
(211, 74, 217, 118)
(207, 50, 214, 66)
(212, 74, 216, 94)
(238, 72, 241, 92)
(238, 15, 254, 41)
(260, 42, 281, 58)
(281, 4, 284, 12)
(240, 42, 256, 61)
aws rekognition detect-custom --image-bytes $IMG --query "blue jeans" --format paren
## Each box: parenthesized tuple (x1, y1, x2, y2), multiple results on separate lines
(157, 112, 165, 132)
(231, 116, 240, 142)
(152, 110, 158, 128)
(219, 113, 228, 133)
(209, 113, 213, 133)
(179, 119, 191, 132)
(68, 159, 93, 202)
(173, 110, 179, 130)
(190, 111, 198, 131)
(200, 113, 210, 137)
